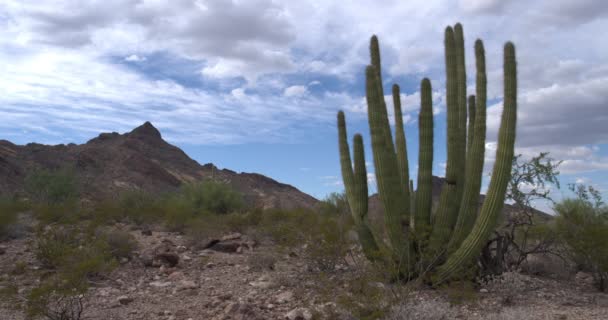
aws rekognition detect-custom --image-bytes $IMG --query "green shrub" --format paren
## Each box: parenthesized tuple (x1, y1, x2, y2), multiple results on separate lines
(26, 277, 86, 320)
(0, 206, 17, 239)
(555, 193, 608, 292)
(97, 228, 138, 259)
(117, 189, 164, 225)
(318, 192, 350, 216)
(32, 202, 82, 225)
(27, 225, 118, 319)
(178, 180, 244, 215)
(25, 167, 79, 205)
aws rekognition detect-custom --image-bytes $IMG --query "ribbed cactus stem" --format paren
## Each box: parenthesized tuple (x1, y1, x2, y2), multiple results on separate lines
(428, 27, 459, 255)
(435, 42, 517, 284)
(337, 112, 379, 259)
(449, 39, 488, 254)
(454, 23, 467, 200)
(393, 84, 411, 226)
(370, 35, 383, 87)
(366, 64, 410, 262)
(467, 95, 476, 154)
(414, 78, 433, 238)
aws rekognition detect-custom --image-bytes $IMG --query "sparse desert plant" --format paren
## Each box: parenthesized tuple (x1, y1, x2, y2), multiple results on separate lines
(26, 277, 87, 320)
(318, 192, 350, 216)
(481, 152, 562, 275)
(25, 167, 79, 205)
(96, 228, 138, 259)
(0, 198, 19, 239)
(246, 252, 277, 272)
(555, 185, 608, 292)
(178, 180, 244, 215)
(27, 226, 118, 320)
(338, 23, 517, 284)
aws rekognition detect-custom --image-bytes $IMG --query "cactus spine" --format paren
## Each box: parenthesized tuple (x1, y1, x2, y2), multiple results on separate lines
(337, 23, 517, 284)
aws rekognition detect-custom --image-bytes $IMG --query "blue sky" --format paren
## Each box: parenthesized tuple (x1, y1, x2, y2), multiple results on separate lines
(1, 0, 607, 213)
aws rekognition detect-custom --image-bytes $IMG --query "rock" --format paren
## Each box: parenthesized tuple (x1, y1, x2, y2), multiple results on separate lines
(285, 308, 313, 320)
(0, 246, 6, 255)
(275, 291, 294, 304)
(177, 280, 198, 291)
(221, 233, 242, 241)
(156, 252, 179, 267)
(479, 288, 489, 293)
(149, 281, 172, 288)
(249, 275, 274, 289)
(177, 245, 187, 253)
(117, 295, 134, 305)
(167, 271, 184, 281)
(141, 229, 152, 236)
(224, 302, 240, 314)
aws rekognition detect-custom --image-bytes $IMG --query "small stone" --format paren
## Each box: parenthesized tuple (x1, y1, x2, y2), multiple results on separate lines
(479, 288, 489, 293)
(221, 233, 242, 241)
(275, 291, 294, 304)
(224, 302, 239, 314)
(141, 229, 152, 236)
(177, 245, 187, 253)
(167, 271, 184, 281)
(285, 308, 312, 320)
(177, 280, 198, 291)
(117, 295, 134, 305)
(149, 281, 172, 288)
(0, 246, 6, 255)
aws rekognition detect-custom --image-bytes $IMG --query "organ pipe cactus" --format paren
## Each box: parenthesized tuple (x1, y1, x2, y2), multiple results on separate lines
(337, 23, 517, 284)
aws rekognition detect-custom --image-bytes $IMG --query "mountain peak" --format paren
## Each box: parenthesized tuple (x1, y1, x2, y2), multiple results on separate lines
(129, 121, 162, 139)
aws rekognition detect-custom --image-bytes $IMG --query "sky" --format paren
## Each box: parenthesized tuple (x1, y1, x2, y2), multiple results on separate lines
(0, 0, 607, 213)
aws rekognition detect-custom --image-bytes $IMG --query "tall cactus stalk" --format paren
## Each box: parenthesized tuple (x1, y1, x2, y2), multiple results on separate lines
(337, 23, 517, 284)
(393, 84, 411, 227)
(414, 78, 433, 238)
(338, 112, 379, 260)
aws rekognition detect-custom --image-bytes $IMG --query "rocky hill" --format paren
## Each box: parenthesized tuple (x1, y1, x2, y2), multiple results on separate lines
(0, 122, 318, 210)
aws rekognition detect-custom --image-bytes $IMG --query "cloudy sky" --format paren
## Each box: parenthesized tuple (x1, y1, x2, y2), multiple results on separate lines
(1, 0, 607, 210)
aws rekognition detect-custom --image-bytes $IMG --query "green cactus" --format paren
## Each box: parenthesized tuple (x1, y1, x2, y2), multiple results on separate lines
(337, 23, 517, 284)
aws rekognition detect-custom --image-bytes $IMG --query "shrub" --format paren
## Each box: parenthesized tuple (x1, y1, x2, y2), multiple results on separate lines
(24, 167, 79, 205)
(0, 196, 29, 239)
(178, 180, 244, 215)
(118, 189, 164, 225)
(317, 192, 350, 216)
(97, 228, 138, 259)
(27, 226, 118, 320)
(247, 252, 277, 272)
(555, 191, 608, 292)
(26, 278, 86, 320)
(33, 226, 116, 275)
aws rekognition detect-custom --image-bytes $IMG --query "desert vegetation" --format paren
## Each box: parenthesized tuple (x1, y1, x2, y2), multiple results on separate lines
(0, 21, 606, 320)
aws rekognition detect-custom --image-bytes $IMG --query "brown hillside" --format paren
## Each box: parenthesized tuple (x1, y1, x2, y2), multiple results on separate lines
(0, 122, 318, 210)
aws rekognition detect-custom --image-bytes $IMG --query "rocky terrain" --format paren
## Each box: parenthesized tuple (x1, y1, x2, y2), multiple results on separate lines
(0, 122, 318, 210)
(0, 215, 607, 320)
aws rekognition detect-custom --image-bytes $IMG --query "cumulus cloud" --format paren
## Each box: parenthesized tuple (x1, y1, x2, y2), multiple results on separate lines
(283, 85, 308, 97)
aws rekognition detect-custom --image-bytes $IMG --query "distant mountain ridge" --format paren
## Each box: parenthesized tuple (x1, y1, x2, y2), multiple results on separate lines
(0, 122, 319, 210)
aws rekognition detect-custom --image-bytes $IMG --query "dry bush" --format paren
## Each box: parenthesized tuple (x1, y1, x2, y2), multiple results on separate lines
(246, 252, 277, 272)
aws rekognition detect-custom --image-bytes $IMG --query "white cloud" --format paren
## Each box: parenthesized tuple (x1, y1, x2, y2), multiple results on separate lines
(283, 85, 308, 97)
(125, 54, 146, 62)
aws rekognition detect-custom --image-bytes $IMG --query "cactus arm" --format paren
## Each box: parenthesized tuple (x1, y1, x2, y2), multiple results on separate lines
(393, 84, 411, 225)
(414, 78, 434, 239)
(435, 42, 517, 284)
(366, 64, 410, 261)
(337, 111, 379, 259)
(454, 23, 468, 200)
(449, 40, 488, 253)
(428, 27, 460, 255)
(467, 95, 476, 154)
